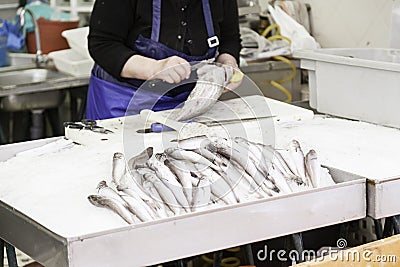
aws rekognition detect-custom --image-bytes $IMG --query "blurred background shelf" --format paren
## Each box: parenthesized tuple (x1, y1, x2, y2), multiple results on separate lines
(49, 0, 94, 19)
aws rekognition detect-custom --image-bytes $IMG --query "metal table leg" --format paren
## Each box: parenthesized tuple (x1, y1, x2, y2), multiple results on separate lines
(213, 251, 223, 267)
(291, 233, 305, 263)
(176, 259, 185, 267)
(383, 217, 394, 238)
(374, 219, 383, 240)
(5, 242, 18, 267)
(0, 239, 4, 267)
(244, 244, 255, 265)
(393, 215, 400, 235)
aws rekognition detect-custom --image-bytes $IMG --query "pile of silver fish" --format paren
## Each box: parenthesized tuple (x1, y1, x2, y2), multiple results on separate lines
(88, 137, 335, 224)
(171, 64, 234, 121)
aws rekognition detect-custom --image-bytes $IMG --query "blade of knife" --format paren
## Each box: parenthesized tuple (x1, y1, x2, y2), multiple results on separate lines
(145, 115, 276, 133)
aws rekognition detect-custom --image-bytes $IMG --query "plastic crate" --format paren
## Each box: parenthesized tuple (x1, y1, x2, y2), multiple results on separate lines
(61, 26, 91, 59)
(48, 49, 93, 77)
(294, 48, 400, 129)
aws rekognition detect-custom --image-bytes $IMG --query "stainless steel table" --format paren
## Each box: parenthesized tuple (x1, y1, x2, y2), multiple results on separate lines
(0, 98, 367, 267)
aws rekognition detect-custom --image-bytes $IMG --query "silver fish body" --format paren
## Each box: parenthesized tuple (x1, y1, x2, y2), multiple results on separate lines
(164, 159, 193, 205)
(88, 195, 136, 224)
(147, 157, 190, 211)
(268, 165, 292, 195)
(112, 152, 126, 187)
(191, 178, 212, 211)
(305, 150, 321, 188)
(171, 64, 232, 121)
(165, 147, 221, 172)
(196, 164, 238, 205)
(118, 170, 152, 203)
(209, 140, 275, 192)
(176, 135, 211, 150)
(143, 172, 182, 215)
(119, 193, 155, 222)
(288, 140, 309, 185)
(141, 180, 169, 218)
(127, 147, 153, 169)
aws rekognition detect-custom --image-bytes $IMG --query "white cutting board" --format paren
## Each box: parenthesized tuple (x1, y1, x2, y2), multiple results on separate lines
(65, 95, 314, 146)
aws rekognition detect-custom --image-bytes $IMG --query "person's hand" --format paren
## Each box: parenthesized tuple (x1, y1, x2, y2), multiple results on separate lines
(216, 53, 243, 93)
(153, 56, 191, 83)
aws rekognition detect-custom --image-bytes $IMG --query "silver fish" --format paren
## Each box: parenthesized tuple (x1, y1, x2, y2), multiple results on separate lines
(147, 157, 190, 211)
(164, 159, 193, 204)
(118, 170, 151, 203)
(127, 147, 153, 169)
(175, 135, 211, 150)
(208, 139, 277, 192)
(171, 64, 233, 121)
(196, 164, 238, 205)
(112, 152, 126, 186)
(305, 150, 321, 188)
(191, 178, 212, 211)
(194, 147, 226, 167)
(88, 195, 137, 224)
(222, 161, 265, 199)
(288, 140, 309, 186)
(165, 147, 221, 172)
(268, 165, 292, 195)
(141, 180, 169, 218)
(143, 172, 182, 215)
(260, 144, 300, 182)
(119, 193, 155, 222)
(233, 137, 270, 176)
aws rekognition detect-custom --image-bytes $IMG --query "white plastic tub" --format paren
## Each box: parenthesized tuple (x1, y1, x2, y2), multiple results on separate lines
(48, 49, 93, 77)
(294, 48, 400, 128)
(61, 27, 91, 59)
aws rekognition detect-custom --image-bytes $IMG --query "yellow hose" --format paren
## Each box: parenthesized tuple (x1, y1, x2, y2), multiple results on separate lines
(200, 247, 241, 267)
(260, 24, 295, 103)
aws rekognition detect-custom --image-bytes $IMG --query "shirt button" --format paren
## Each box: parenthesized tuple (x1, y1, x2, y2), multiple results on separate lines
(187, 39, 193, 45)
(181, 21, 187, 26)
(181, 5, 187, 11)
(177, 35, 182, 40)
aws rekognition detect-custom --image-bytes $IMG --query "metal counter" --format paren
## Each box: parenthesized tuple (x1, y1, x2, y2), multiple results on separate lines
(0, 73, 89, 97)
(0, 135, 366, 267)
(0, 97, 367, 267)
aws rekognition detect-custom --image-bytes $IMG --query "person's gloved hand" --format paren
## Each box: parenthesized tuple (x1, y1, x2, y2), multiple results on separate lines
(153, 56, 191, 83)
(216, 53, 243, 93)
(196, 64, 226, 86)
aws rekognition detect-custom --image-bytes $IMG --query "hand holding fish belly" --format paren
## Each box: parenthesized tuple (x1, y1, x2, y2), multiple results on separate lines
(216, 53, 243, 92)
(171, 63, 237, 121)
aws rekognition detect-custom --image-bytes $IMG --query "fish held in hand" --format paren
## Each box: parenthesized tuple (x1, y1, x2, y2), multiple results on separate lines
(171, 64, 233, 121)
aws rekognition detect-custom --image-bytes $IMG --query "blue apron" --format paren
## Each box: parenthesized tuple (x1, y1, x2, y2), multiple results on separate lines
(86, 0, 219, 120)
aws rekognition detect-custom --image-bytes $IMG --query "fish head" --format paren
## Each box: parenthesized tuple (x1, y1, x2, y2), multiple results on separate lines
(113, 152, 124, 160)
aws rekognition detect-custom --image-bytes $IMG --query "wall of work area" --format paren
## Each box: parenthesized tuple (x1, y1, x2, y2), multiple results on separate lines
(259, 0, 396, 48)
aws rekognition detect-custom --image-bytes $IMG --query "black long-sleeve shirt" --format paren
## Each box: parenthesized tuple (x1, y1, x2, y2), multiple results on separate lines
(88, 0, 241, 81)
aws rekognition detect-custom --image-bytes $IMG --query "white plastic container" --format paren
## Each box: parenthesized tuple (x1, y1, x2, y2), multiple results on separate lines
(61, 26, 91, 59)
(49, 49, 93, 77)
(294, 48, 400, 128)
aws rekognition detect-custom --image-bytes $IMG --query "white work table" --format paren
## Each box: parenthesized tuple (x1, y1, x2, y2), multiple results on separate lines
(0, 96, 374, 266)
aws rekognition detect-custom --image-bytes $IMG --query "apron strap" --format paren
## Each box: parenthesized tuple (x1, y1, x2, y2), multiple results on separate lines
(151, 0, 162, 42)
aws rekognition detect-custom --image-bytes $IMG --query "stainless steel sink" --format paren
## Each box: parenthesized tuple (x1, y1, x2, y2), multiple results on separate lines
(0, 68, 68, 112)
(8, 53, 36, 66)
(0, 53, 37, 72)
(0, 68, 66, 89)
(0, 90, 66, 112)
